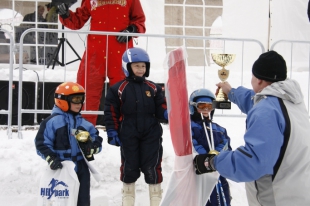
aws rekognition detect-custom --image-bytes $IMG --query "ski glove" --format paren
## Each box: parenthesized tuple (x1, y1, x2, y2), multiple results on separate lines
(79, 140, 100, 157)
(193, 151, 218, 174)
(107, 129, 121, 146)
(57, 3, 70, 19)
(46, 155, 63, 170)
(164, 110, 168, 120)
(116, 25, 137, 43)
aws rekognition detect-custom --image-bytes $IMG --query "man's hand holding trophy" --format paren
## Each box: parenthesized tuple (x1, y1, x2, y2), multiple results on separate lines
(211, 53, 236, 109)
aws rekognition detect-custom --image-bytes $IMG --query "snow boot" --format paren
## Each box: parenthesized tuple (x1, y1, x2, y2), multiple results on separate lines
(149, 183, 162, 206)
(122, 182, 135, 206)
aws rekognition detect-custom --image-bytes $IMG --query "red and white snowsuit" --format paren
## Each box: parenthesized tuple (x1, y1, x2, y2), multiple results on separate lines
(59, 0, 146, 125)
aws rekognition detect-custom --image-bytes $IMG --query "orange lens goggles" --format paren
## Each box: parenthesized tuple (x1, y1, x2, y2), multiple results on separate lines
(193, 102, 213, 111)
(69, 95, 85, 104)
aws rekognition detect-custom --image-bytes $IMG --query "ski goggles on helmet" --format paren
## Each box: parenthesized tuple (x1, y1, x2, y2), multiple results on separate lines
(68, 94, 85, 104)
(190, 101, 213, 111)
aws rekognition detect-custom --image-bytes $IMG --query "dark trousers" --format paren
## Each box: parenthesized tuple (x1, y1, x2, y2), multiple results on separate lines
(120, 126, 163, 184)
(76, 160, 91, 206)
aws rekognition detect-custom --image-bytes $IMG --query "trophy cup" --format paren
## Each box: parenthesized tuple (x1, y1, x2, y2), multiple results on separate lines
(211, 53, 236, 109)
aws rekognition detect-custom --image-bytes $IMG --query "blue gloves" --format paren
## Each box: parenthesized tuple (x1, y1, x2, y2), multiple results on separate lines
(107, 129, 121, 147)
(164, 110, 168, 120)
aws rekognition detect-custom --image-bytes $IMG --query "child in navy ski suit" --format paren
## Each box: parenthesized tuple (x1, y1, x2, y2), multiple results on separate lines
(35, 82, 103, 206)
(104, 47, 168, 206)
(189, 88, 232, 206)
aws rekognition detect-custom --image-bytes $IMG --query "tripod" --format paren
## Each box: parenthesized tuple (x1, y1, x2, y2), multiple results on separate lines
(47, 25, 81, 69)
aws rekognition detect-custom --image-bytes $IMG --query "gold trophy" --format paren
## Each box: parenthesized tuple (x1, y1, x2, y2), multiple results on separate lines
(211, 53, 236, 109)
(75, 131, 90, 142)
(75, 130, 93, 158)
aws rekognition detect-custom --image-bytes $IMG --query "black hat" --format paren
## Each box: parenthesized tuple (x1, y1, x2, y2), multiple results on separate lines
(252, 51, 287, 82)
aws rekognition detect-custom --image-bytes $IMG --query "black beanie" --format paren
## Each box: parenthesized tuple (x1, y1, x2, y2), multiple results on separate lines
(252, 51, 287, 82)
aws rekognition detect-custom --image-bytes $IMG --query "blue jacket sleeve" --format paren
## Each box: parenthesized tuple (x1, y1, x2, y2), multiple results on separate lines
(35, 118, 57, 160)
(213, 97, 285, 182)
(192, 139, 207, 154)
(154, 82, 168, 123)
(215, 138, 228, 152)
(228, 86, 255, 114)
(90, 129, 103, 153)
(104, 83, 122, 131)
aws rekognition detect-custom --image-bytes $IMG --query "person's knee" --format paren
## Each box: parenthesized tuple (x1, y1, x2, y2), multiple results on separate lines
(142, 166, 163, 184)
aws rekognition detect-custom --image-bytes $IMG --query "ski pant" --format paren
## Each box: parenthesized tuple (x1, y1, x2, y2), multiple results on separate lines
(119, 126, 163, 184)
(76, 160, 91, 206)
(206, 176, 231, 206)
(76, 39, 127, 126)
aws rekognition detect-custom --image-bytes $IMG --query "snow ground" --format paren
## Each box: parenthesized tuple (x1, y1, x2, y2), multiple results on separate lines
(0, 116, 248, 206)
(0, 62, 309, 206)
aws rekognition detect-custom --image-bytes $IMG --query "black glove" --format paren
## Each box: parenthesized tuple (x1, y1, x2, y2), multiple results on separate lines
(193, 153, 217, 175)
(116, 25, 137, 43)
(79, 140, 100, 157)
(46, 155, 63, 170)
(57, 3, 70, 19)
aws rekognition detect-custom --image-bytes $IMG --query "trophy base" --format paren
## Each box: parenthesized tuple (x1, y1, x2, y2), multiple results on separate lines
(212, 100, 231, 109)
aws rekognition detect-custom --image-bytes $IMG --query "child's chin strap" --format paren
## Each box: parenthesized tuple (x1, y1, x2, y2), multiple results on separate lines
(200, 113, 214, 151)
(200, 113, 228, 206)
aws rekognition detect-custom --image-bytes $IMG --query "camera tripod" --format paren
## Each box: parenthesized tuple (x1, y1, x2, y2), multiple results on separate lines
(47, 25, 81, 69)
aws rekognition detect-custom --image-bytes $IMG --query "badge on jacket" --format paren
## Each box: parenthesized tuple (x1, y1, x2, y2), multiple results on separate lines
(145, 91, 151, 97)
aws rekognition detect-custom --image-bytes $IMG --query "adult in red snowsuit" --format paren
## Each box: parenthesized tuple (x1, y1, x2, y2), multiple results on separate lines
(59, 0, 146, 125)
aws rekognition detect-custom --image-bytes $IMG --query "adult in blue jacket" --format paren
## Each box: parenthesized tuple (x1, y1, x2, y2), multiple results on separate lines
(189, 88, 232, 206)
(193, 51, 310, 205)
(35, 82, 103, 206)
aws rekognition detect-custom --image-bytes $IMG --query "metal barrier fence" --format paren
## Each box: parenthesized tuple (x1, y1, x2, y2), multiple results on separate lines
(0, 28, 14, 138)
(2, 28, 309, 138)
(14, 28, 262, 138)
(271, 40, 310, 112)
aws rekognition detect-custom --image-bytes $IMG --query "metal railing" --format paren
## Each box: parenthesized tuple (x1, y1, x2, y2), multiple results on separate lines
(0, 28, 14, 139)
(13, 28, 264, 138)
(9, 28, 310, 138)
(271, 40, 310, 111)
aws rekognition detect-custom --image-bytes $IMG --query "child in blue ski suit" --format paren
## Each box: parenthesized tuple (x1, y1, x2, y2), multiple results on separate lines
(34, 82, 103, 206)
(189, 88, 232, 206)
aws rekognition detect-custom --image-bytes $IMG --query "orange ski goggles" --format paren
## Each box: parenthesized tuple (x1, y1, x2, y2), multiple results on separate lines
(68, 95, 85, 104)
(191, 102, 213, 111)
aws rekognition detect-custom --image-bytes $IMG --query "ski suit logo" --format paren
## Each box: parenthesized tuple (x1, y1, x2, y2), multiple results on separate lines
(90, 0, 98, 10)
(40, 178, 69, 199)
(91, 0, 127, 10)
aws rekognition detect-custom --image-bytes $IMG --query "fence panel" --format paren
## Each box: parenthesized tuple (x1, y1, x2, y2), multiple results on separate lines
(11, 28, 267, 137)
(271, 40, 310, 116)
(0, 28, 14, 138)
(7, 29, 310, 136)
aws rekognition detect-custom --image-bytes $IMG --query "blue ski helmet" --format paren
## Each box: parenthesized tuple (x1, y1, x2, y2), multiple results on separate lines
(122, 47, 150, 77)
(189, 88, 216, 115)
